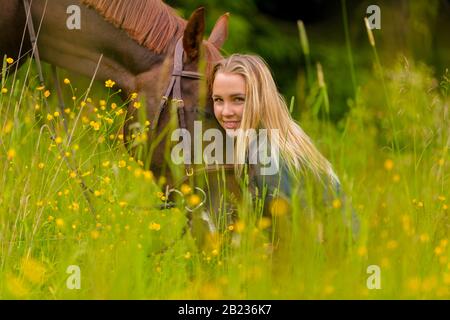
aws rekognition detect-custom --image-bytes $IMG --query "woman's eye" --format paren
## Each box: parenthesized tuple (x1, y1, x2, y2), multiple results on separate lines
(234, 97, 245, 103)
(213, 98, 222, 103)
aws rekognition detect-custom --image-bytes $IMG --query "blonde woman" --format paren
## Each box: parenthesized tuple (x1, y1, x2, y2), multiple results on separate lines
(210, 54, 344, 207)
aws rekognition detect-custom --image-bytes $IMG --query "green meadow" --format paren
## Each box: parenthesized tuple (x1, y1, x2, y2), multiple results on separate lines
(1, 6, 449, 299)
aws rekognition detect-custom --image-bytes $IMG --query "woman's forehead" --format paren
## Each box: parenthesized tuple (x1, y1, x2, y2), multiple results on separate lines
(213, 72, 246, 94)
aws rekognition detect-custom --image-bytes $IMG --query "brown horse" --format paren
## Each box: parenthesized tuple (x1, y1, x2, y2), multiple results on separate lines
(0, 0, 228, 175)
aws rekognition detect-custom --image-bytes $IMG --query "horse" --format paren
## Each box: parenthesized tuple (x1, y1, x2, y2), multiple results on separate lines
(1, 0, 229, 173)
(0, 0, 244, 242)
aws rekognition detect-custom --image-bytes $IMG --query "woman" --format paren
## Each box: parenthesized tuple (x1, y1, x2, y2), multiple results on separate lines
(210, 54, 343, 211)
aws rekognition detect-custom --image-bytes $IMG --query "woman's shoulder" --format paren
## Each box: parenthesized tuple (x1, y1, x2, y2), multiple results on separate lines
(250, 157, 293, 199)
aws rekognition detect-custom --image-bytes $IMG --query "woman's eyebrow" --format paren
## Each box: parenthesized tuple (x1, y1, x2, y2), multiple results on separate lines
(212, 93, 245, 98)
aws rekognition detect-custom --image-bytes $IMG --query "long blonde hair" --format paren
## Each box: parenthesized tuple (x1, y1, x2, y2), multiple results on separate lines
(210, 54, 340, 186)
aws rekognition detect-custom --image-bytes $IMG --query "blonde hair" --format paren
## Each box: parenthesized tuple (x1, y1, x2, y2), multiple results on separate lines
(211, 54, 340, 186)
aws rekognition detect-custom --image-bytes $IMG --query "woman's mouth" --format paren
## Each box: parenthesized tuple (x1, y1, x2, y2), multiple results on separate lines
(223, 121, 241, 129)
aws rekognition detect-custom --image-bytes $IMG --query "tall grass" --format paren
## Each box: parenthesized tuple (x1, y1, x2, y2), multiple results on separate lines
(0, 21, 449, 299)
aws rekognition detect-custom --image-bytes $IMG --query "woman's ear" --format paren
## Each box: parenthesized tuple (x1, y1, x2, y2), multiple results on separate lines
(208, 13, 229, 49)
(183, 7, 205, 62)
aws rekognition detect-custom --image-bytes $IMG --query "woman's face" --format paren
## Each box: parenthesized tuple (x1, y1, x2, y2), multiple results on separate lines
(212, 72, 246, 133)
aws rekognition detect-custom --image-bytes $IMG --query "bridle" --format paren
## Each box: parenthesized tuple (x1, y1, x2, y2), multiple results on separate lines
(151, 37, 202, 177)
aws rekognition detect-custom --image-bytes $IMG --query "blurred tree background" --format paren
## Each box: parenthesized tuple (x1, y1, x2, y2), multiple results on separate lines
(167, 0, 450, 123)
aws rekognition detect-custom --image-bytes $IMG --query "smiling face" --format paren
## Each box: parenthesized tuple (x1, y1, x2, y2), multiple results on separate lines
(212, 72, 246, 133)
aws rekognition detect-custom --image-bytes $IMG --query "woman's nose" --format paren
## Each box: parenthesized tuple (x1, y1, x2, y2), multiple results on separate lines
(222, 102, 234, 116)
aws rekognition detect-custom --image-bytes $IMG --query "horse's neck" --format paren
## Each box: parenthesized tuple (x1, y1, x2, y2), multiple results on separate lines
(31, 0, 171, 93)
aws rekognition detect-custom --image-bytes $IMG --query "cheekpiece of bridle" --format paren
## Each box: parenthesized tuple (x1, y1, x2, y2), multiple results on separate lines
(151, 37, 202, 176)
(150, 37, 236, 213)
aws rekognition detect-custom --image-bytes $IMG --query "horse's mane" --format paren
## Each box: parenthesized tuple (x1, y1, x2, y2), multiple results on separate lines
(81, 0, 187, 54)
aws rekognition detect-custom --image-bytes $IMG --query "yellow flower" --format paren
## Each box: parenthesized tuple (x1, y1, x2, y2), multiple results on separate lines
(143, 170, 154, 181)
(187, 194, 201, 207)
(47, 114, 54, 121)
(435, 246, 443, 256)
(38, 162, 45, 169)
(406, 277, 421, 293)
(44, 90, 51, 98)
(269, 197, 290, 216)
(56, 218, 64, 227)
(235, 220, 245, 233)
(7, 149, 16, 160)
(21, 257, 47, 285)
(118, 160, 126, 168)
(90, 121, 101, 131)
(6, 57, 14, 64)
(149, 222, 161, 231)
(258, 217, 272, 230)
(63, 78, 70, 85)
(81, 171, 92, 177)
(55, 137, 63, 145)
(419, 233, 430, 243)
(90, 230, 100, 240)
(6, 274, 29, 298)
(180, 184, 192, 195)
(105, 79, 116, 88)
(443, 273, 450, 285)
(1, 87, 8, 94)
(332, 198, 342, 209)
(134, 168, 143, 178)
(130, 92, 138, 100)
(119, 201, 128, 208)
(184, 251, 192, 259)
(384, 159, 394, 171)
(133, 101, 141, 109)
(357, 246, 368, 256)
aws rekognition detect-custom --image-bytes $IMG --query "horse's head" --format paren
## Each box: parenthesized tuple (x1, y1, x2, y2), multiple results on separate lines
(127, 8, 229, 180)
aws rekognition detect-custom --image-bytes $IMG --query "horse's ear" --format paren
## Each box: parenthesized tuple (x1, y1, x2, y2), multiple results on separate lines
(208, 13, 229, 49)
(183, 7, 205, 61)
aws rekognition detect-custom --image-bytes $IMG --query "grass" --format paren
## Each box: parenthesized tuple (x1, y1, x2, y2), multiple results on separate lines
(1, 22, 449, 299)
